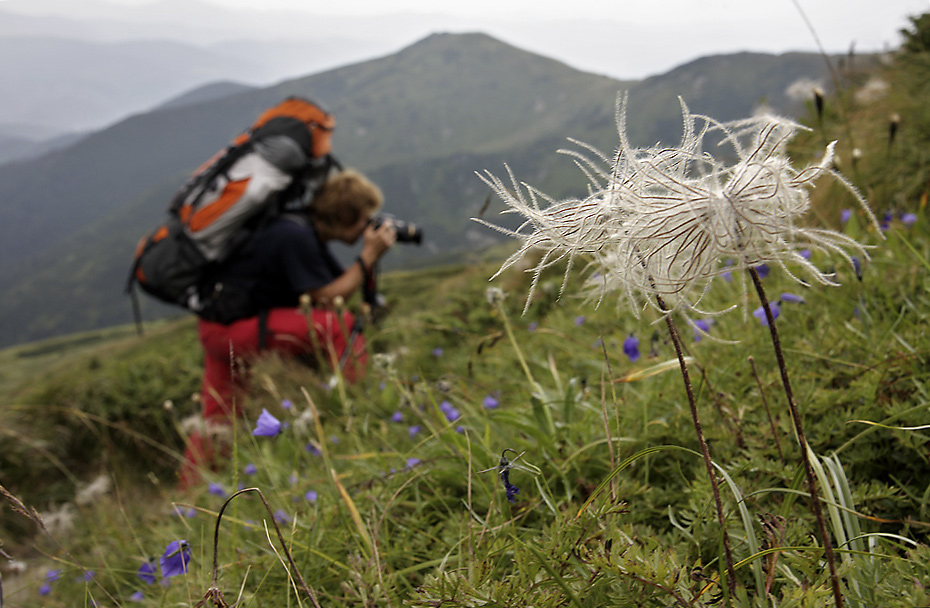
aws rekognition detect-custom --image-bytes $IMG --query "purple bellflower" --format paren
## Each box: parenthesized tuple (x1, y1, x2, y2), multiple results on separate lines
(623, 334, 640, 361)
(160, 540, 191, 578)
(252, 409, 282, 437)
(137, 560, 157, 585)
(753, 302, 781, 327)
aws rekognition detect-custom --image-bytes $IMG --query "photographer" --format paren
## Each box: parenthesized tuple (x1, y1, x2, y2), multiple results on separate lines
(181, 169, 396, 487)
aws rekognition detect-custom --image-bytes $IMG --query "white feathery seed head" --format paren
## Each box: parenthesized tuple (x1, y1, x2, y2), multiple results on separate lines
(477, 94, 880, 318)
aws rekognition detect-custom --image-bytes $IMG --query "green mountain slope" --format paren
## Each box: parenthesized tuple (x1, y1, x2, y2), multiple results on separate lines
(0, 33, 839, 346)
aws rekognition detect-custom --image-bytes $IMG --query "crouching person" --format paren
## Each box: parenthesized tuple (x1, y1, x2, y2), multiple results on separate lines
(180, 170, 396, 488)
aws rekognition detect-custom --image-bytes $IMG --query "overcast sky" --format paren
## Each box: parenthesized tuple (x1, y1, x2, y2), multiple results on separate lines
(7, 0, 930, 79)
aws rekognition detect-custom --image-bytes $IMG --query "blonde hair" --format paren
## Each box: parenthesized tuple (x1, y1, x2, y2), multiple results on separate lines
(310, 169, 383, 228)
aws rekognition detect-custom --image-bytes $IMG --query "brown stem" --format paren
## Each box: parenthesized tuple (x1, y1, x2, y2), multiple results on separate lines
(201, 487, 322, 608)
(748, 269, 843, 608)
(655, 296, 737, 596)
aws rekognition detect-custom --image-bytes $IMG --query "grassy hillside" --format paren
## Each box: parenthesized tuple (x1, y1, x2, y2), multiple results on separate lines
(2, 20, 929, 607)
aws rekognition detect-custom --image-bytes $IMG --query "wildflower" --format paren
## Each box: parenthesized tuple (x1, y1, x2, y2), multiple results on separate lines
(753, 302, 781, 327)
(391, 410, 404, 423)
(408, 425, 421, 438)
(799, 248, 812, 260)
(852, 256, 863, 280)
(130, 591, 145, 602)
(38, 570, 59, 596)
(880, 216, 890, 231)
(252, 409, 282, 437)
(478, 95, 879, 318)
(243, 463, 257, 475)
(527, 321, 538, 332)
(274, 510, 291, 524)
(281, 399, 293, 410)
(755, 263, 770, 279)
(574, 315, 586, 326)
(841, 209, 852, 223)
(483, 395, 500, 409)
(159, 540, 191, 578)
(432, 347, 444, 357)
(692, 319, 713, 342)
(406, 457, 421, 470)
(901, 212, 918, 226)
(207, 482, 225, 497)
(623, 334, 640, 362)
(305, 442, 321, 455)
(780, 292, 806, 304)
(498, 450, 522, 503)
(305, 490, 318, 503)
(137, 560, 157, 585)
(439, 400, 460, 422)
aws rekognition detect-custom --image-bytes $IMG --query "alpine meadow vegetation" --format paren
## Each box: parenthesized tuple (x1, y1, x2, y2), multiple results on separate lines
(3, 13, 930, 608)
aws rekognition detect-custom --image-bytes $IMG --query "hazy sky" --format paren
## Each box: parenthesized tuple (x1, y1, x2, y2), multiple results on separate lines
(9, 0, 930, 79)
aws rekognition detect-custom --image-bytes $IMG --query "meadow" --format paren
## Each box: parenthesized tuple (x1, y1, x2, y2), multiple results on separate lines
(2, 16, 930, 608)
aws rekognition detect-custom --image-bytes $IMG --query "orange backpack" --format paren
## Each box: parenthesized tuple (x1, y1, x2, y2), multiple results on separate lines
(127, 97, 339, 321)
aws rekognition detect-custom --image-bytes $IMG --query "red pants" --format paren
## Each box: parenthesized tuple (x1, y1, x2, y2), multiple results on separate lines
(180, 308, 365, 488)
(198, 307, 367, 420)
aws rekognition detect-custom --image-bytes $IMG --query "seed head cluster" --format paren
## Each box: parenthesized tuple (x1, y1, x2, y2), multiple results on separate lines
(478, 95, 879, 318)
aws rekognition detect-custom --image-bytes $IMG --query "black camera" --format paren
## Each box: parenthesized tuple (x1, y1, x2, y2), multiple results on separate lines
(371, 215, 423, 245)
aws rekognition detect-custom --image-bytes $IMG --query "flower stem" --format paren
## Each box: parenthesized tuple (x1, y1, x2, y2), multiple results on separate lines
(655, 296, 736, 596)
(748, 268, 843, 608)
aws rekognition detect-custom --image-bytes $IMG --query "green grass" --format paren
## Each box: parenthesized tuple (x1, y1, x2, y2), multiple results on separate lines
(4, 26, 930, 608)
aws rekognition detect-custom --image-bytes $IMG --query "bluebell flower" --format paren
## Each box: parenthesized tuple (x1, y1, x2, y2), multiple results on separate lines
(527, 321, 538, 332)
(408, 425, 421, 438)
(841, 209, 852, 223)
(391, 410, 403, 423)
(780, 292, 806, 304)
(406, 457, 421, 470)
(305, 442, 321, 455)
(252, 409, 282, 437)
(574, 315, 586, 326)
(439, 401, 460, 422)
(752, 302, 781, 327)
(130, 590, 145, 602)
(799, 248, 812, 260)
(622, 334, 640, 362)
(755, 263, 770, 278)
(274, 510, 291, 524)
(483, 395, 499, 409)
(159, 540, 191, 578)
(243, 463, 257, 475)
(305, 490, 318, 503)
(207, 482, 225, 497)
(692, 319, 713, 342)
(137, 560, 157, 585)
(852, 256, 863, 281)
(432, 347, 444, 357)
(281, 399, 293, 410)
(902, 212, 918, 226)
(497, 450, 521, 503)
(38, 570, 59, 596)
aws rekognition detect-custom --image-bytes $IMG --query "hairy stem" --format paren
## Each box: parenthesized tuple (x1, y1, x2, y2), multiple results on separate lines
(748, 268, 843, 608)
(655, 296, 736, 596)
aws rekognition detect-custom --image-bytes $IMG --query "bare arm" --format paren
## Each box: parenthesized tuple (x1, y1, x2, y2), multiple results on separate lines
(307, 222, 396, 305)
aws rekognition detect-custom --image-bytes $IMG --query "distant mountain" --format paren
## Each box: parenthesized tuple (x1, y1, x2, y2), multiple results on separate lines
(0, 33, 840, 346)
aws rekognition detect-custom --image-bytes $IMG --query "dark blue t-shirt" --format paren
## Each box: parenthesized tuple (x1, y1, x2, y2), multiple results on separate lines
(211, 215, 344, 320)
